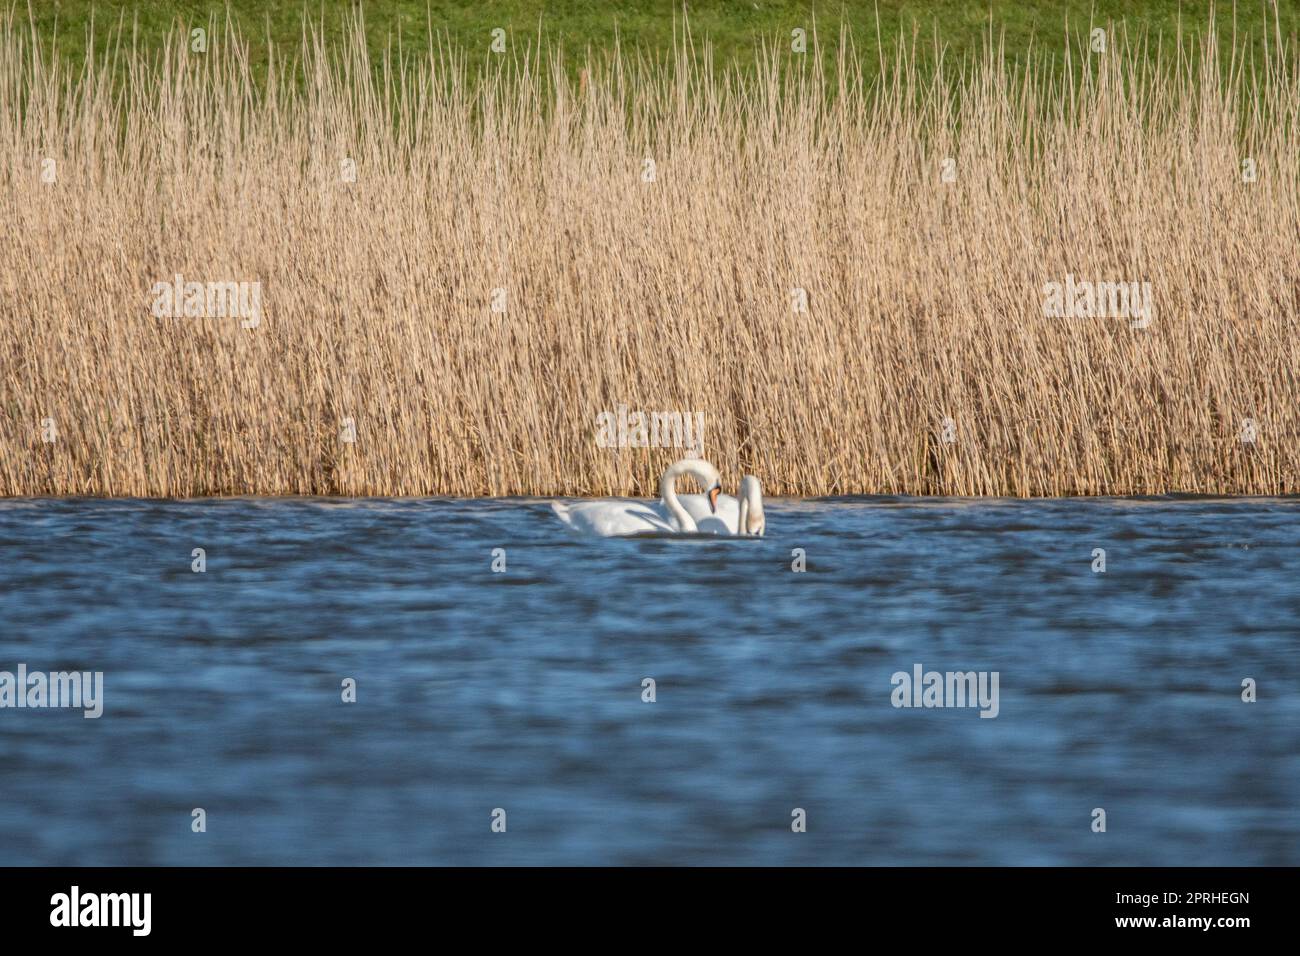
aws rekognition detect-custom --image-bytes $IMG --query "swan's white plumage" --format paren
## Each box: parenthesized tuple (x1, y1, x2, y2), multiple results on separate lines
(677, 493, 744, 534)
(550, 498, 678, 536)
(551, 460, 765, 537)
(738, 475, 764, 535)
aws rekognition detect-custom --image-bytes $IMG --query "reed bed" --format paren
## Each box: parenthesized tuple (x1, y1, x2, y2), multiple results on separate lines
(1, 12, 1298, 497)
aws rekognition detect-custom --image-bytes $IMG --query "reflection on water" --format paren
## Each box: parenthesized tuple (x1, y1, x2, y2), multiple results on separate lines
(0, 496, 1296, 865)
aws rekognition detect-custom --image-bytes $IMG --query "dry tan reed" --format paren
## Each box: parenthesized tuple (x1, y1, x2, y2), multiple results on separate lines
(1, 12, 1298, 497)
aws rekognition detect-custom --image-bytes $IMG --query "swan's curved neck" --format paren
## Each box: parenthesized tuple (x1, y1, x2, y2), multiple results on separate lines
(660, 460, 708, 532)
(739, 475, 764, 535)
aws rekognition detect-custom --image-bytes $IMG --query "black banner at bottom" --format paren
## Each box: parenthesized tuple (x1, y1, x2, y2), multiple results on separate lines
(0, 866, 1279, 942)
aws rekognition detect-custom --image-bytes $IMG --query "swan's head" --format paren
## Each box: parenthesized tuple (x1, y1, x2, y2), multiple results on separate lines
(667, 458, 723, 513)
(687, 460, 723, 512)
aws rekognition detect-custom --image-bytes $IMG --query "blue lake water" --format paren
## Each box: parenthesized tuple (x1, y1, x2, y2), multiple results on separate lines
(0, 496, 1296, 865)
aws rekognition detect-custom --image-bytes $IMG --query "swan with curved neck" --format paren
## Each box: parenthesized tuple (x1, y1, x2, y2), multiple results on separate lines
(551, 459, 763, 537)
(737, 475, 765, 536)
(679, 470, 764, 535)
(658, 458, 723, 532)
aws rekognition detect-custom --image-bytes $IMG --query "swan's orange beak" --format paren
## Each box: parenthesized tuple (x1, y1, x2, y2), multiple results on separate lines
(708, 484, 721, 513)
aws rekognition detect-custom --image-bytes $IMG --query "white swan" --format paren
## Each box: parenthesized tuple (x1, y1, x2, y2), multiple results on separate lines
(678, 473, 764, 535)
(738, 475, 766, 536)
(551, 459, 765, 537)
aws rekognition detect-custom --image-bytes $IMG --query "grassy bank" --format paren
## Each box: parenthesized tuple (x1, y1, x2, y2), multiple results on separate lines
(22, 2, 1300, 83)
(1, 10, 1298, 497)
